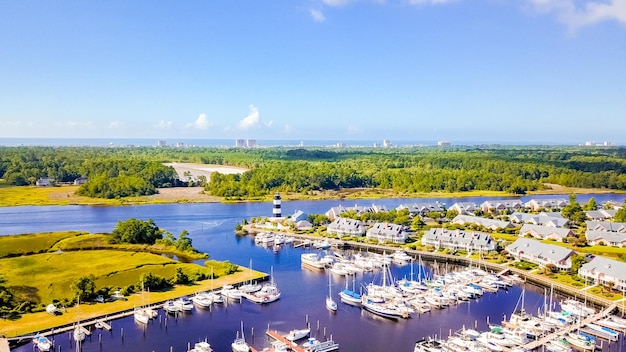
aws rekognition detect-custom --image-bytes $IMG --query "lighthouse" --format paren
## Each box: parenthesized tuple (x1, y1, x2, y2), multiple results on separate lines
(272, 192, 282, 219)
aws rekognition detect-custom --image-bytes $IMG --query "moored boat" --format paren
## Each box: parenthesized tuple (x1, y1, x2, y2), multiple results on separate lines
(32, 333, 52, 352)
(286, 328, 311, 341)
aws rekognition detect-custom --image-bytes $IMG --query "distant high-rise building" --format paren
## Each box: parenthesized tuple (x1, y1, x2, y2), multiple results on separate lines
(383, 139, 392, 148)
(175, 142, 185, 148)
(235, 139, 246, 147)
(437, 141, 451, 147)
(157, 140, 167, 147)
(246, 139, 257, 148)
(272, 193, 282, 218)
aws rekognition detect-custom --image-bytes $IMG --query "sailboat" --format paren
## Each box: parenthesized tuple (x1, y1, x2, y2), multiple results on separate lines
(239, 259, 262, 293)
(339, 274, 361, 306)
(231, 321, 250, 352)
(73, 299, 87, 343)
(326, 271, 337, 312)
(134, 281, 150, 324)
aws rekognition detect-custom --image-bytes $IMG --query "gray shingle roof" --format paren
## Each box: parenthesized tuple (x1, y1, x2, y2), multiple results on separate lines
(520, 224, 573, 240)
(580, 256, 626, 282)
(505, 238, 575, 265)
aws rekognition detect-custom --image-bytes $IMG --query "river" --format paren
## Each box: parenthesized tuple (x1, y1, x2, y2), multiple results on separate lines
(4, 194, 626, 352)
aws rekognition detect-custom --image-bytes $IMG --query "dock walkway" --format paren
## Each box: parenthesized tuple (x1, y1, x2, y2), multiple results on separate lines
(523, 303, 617, 350)
(266, 330, 305, 352)
(0, 338, 9, 352)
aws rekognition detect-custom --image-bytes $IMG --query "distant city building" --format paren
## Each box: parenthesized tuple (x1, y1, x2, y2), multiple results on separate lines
(235, 139, 246, 147)
(335, 142, 346, 148)
(437, 141, 451, 147)
(383, 139, 392, 148)
(175, 142, 185, 148)
(246, 139, 257, 148)
(157, 140, 167, 147)
(235, 139, 257, 148)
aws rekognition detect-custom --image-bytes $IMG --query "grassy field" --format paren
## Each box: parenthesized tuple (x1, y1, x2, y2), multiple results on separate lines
(0, 267, 263, 337)
(0, 231, 83, 258)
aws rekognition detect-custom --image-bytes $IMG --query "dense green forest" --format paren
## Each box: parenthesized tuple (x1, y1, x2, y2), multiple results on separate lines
(1, 145, 626, 199)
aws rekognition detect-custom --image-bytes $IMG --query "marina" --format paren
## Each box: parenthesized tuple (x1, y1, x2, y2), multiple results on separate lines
(2, 196, 626, 351)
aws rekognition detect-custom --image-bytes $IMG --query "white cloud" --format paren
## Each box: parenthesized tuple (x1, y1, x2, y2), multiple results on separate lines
(187, 113, 210, 130)
(284, 124, 294, 133)
(323, 0, 353, 6)
(310, 8, 326, 22)
(408, 0, 455, 5)
(157, 120, 173, 129)
(527, 0, 626, 28)
(239, 105, 261, 129)
(347, 125, 364, 135)
(108, 120, 125, 129)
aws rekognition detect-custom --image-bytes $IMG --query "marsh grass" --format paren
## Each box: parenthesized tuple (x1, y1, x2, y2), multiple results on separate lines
(0, 231, 83, 258)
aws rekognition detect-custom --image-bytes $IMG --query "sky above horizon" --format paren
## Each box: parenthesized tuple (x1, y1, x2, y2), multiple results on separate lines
(1, 1, 625, 144)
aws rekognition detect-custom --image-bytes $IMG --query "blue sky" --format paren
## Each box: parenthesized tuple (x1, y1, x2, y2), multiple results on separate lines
(1, 1, 625, 144)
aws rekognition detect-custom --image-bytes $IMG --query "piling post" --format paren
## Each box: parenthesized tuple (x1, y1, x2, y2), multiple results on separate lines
(99, 334, 102, 345)
(487, 316, 490, 326)
(306, 314, 309, 324)
(188, 342, 191, 350)
(474, 320, 478, 329)
(121, 328, 124, 340)
(324, 327, 326, 338)
(317, 320, 320, 331)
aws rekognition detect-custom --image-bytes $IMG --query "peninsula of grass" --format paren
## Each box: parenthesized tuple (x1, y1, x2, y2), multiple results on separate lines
(0, 231, 266, 337)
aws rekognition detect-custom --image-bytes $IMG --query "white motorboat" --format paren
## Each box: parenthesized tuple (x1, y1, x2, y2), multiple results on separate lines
(221, 284, 243, 300)
(301, 253, 328, 269)
(286, 328, 311, 341)
(585, 323, 619, 341)
(189, 340, 214, 352)
(32, 333, 52, 351)
(564, 332, 595, 351)
(191, 292, 213, 308)
(391, 249, 412, 263)
(163, 300, 181, 314)
(174, 296, 194, 311)
(239, 259, 263, 293)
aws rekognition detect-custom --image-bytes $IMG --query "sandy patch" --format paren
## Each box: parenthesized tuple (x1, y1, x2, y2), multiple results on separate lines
(165, 162, 248, 180)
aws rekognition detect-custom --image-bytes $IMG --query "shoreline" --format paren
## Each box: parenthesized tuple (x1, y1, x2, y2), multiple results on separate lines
(0, 268, 267, 339)
(1, 184, 624, 208)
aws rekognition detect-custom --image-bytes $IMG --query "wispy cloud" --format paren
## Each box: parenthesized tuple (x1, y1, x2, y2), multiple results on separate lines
(187, 113, 210, 130)
(408, 0, 456, 5)
(156, 120, 173, 129)
(310, 8, 326, 22)
(323, 0, 354, 6)
(347, 125, 364, 135)
(108, 120, 125, 129)
(527, 0, 626, 28)
(239, 105, 273, 130)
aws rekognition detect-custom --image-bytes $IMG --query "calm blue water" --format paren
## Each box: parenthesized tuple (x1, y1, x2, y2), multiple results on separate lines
(4, 195, 626, 352)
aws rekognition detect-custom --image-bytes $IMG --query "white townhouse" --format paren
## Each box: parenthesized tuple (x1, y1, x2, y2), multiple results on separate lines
(524, 198, 568, 212)
(396, 202, 445, 216)
(579, 256, 626, 292)
(586, 221, 626, 232)
(480, 199, 524, 214)
(505, 238, 576, 271)
(421, 228, 497, 252)
(585, 209, 618, 221)
(449, 202, 478, 215)
(585, 230, 626, 247)
(324, 204, 387, 221)
(519, 224, 574, 242)
(451, 215, 514, 231)
(326, 217, 366, 237)
(509, 212, 569, 228)
(365, 222, 408, 244)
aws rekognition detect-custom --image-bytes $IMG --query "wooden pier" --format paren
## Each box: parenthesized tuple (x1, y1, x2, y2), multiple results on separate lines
(523, 303, 617, 350)
(0, 338, 10, 352)
(266, 330, 305, 352)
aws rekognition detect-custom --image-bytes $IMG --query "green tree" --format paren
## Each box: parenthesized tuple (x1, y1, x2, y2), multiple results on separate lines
(111, 218, 162, 245)
(411, 216, 425, 231)
(174, 268, 191, 285)
(583, 197, 597, 211)
(175, 230, 193, 251)
(445, 209, 459, 220)
(71, 275, 96, 302)
(614, 201, 626, 222)
(562, 194, 584, 223)
(570, 254, 586, 273)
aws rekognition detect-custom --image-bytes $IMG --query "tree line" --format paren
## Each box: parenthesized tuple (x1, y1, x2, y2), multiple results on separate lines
(2, 145, 626, 199)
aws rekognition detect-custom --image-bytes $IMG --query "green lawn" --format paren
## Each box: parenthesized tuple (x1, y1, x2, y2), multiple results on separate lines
(0, 231, 83, 258)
